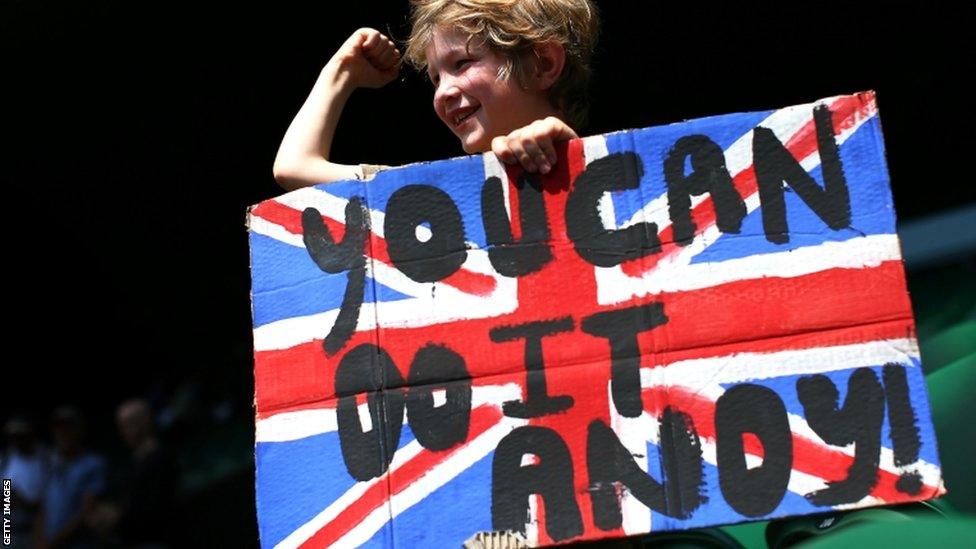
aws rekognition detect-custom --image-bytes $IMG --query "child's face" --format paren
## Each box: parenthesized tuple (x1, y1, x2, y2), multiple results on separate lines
(426, 28, 556, 154)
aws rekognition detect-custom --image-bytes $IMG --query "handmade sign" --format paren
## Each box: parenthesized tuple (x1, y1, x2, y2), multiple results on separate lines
(248, 92, 944, 548)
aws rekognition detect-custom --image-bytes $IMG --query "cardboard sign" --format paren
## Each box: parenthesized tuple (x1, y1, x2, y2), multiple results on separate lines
(248, 92, 945, 548)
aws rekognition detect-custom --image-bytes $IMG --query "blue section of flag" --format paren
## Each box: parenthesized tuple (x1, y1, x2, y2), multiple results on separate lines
(362, 525, 394, 548)
(250, 231, 327, 294)
(363, 155, 490, 248)
(249, 232, 412, 327)
(398, 423, 416, 451)
(387, 451, 494, 547)
(256, 431, 358, 548)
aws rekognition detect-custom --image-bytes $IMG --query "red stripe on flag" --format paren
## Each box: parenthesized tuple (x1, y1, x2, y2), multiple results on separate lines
(255, 316, 916, 421)
(657, 261, 913, 355)
(255, 261, 913, 417)
(254, 328, 376, 417)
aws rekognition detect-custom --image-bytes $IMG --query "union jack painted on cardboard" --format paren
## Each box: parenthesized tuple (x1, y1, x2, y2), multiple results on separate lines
(247, 92, 945, 548)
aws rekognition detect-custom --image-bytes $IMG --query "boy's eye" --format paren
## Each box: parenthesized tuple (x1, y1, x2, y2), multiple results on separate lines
(455, 58, 472, 70)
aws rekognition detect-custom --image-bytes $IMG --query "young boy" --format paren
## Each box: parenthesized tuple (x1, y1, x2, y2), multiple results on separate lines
(273, 0, 600, 191)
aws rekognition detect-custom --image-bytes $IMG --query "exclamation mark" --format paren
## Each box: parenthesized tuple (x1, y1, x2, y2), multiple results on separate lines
(883, 363, 923, 495)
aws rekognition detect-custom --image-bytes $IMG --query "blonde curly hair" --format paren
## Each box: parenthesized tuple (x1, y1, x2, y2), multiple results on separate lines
(403, 0, 600, 130)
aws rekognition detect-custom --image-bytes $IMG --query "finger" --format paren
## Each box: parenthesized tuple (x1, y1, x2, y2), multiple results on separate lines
(534, 120, 559, 167)
(387, 41, 402, 64)
(547, 116, 578, 140)
(361, 30, 383, 52)
(373, 44, 400, 70)
(538, 137, 557, 170)
(518, 134, 550, 174)
(510, 134, 538, 173)
(367, 40, 399, 69)
(364, 36, 392, 58)
(389, 49, 403, 70)
(492, 136, 517, 165)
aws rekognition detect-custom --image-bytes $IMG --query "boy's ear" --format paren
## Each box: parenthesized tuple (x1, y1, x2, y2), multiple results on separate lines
(530, 40, 566, 91)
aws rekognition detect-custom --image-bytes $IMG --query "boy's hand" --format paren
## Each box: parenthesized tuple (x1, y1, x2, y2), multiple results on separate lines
(330, 28, 401, 89)
(491, 117, 578, 174)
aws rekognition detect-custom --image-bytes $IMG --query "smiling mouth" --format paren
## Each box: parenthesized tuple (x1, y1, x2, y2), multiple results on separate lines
(452, 106, 480, 127)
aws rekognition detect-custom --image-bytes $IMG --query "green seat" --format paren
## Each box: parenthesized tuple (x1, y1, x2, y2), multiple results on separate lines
(919, 320, 976, 375)
(926, 351, 976, 513)
(798, 516, 976, 548)
(765, 502, 948, 548)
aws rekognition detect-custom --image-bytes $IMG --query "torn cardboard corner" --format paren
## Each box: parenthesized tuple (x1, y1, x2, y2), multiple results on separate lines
(248, 91, 945, 548)
(464, 530, 530, 549)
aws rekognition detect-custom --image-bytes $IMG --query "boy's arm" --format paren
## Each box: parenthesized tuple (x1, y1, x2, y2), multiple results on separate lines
(273, 28, 400, 191)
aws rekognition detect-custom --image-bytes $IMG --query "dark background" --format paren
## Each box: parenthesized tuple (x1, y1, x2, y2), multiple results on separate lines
(4, 1, 974, 545)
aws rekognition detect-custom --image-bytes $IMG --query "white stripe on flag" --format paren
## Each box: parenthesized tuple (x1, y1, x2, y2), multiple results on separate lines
(596, 233, 902, 305)
(639, 337, 920, 390)
(256, 384, 526, 443)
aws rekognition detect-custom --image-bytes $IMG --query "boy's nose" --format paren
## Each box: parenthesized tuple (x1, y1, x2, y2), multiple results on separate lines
(434, 77, 462, 105)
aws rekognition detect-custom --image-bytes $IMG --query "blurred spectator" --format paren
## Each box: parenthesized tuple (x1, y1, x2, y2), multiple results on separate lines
(0, 415, 50, 549)
(88, 398, 178, 548)
(40, 406, 106, 549)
